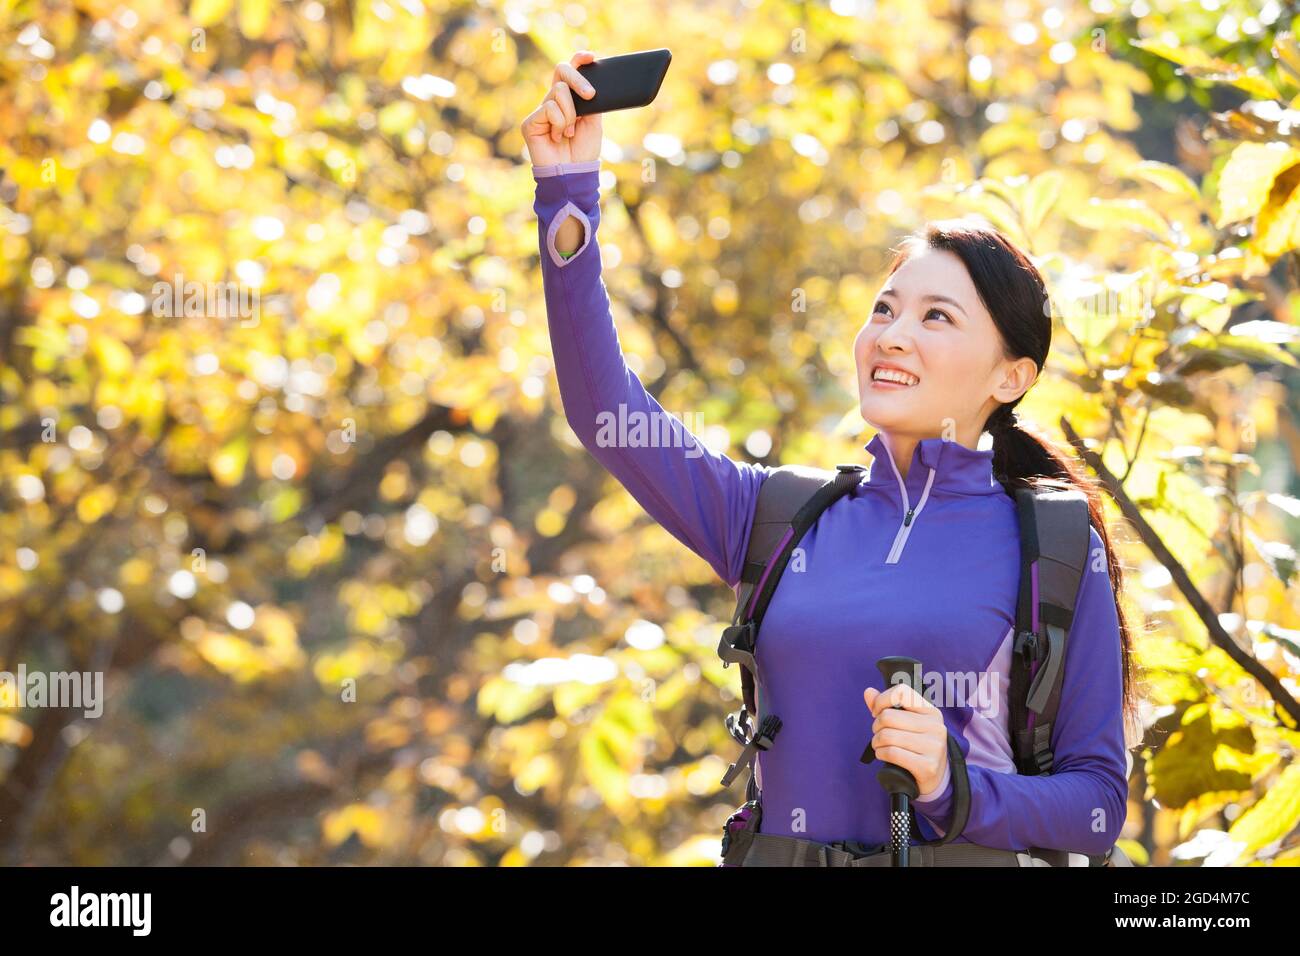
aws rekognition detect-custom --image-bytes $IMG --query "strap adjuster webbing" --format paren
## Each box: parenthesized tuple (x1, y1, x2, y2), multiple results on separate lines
(720, 714, 782, 787)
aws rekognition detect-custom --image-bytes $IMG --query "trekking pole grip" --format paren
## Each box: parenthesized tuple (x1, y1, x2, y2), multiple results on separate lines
(873, 656, 923, 867)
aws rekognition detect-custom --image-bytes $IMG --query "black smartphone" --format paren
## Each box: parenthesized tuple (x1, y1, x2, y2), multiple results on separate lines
(572, 48, 672, 117)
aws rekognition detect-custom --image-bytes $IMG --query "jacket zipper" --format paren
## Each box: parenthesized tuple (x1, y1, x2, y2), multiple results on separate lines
(883, 444, 937, 564)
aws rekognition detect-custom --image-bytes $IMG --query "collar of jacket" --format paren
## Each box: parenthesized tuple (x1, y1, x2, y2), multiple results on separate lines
(861, 432, 1004, 503)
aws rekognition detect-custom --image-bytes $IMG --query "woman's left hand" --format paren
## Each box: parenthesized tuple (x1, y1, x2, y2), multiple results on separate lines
(863, 683, 949, 798)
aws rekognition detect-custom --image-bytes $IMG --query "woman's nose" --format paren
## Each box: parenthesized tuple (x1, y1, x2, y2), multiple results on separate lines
(875, 314, 916, 352)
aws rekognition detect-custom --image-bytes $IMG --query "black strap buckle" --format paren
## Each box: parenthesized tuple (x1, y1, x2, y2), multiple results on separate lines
(827, 838, 889, 860)
(1013, 628, 1040, 664)
(719, 714, 782, 787)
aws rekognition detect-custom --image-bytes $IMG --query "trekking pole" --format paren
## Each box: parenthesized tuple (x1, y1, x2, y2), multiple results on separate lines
(863, 656, 923, 867)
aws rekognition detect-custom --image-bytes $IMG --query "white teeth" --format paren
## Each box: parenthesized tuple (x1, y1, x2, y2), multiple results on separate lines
(873, 368, 918, 386)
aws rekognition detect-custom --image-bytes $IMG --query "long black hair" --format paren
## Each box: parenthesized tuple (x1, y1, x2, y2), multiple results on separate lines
(886, 219, 1144, 750)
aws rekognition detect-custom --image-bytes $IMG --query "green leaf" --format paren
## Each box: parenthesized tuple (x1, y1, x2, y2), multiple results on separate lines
(1125, 160, 1201, 202)
(1130, 39, 1282, 99)
(1246, 529, 1297, 587)
(1022, 170, 1064, 234)
(1069, 198, 1172, 243)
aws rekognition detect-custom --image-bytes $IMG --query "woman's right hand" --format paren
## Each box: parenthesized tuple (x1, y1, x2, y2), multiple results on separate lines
(520, 51, 602, 167)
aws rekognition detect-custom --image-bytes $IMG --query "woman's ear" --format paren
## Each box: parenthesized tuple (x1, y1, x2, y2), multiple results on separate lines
(995, 356, 1038, 404)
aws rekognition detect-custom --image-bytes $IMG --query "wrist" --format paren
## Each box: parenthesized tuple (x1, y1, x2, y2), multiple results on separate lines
(915, 763, 952, 803)
(531, 158, 601, 178)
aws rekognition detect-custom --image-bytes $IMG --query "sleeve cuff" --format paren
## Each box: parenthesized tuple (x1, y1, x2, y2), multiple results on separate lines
(532, 161, 602, 269)
(915, 763, 952, 805)
(531, 159, 602, 178)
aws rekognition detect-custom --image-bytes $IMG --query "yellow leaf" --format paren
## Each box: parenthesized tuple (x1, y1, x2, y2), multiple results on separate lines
(1256, 163, 1300, 258)
(1216, 142, 1300, 228)
(0, 714, 32, 746)
(237, 0, 270, 38)
(190, 0, 235, 28)
(76, 485, 117, 524)
(1227, 762, 1300, 858)
(211, 435, 250, 487)
(534, 508, 565, 537)
(322, 804, 386, 848)
(637, 201, 678, 258)
(92, 335, 134, 377)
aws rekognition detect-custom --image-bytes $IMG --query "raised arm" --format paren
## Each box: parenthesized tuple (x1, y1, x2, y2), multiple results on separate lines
(913, 525, 1131, 857)
(532, 161, 767, 588)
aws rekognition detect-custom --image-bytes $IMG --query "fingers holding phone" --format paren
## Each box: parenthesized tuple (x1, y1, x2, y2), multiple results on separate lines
(521, 50, 601, 167)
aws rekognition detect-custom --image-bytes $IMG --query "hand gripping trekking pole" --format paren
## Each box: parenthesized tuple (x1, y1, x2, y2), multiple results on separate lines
(862, 656, 923, 867)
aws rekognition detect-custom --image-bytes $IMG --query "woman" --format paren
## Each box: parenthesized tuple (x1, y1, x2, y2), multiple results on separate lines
(521, 52, 1143, 864)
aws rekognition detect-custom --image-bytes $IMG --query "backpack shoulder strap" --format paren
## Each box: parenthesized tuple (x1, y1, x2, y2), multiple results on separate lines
(1008, 486, 1092, 776)
(730, 464, 838, 628)
(716, 463, 864, 787)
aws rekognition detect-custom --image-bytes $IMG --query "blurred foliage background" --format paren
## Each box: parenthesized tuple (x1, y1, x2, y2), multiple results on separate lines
(2, 0, 1300, 866)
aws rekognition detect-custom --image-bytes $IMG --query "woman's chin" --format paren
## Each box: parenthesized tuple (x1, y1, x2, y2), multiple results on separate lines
(859, 400, 908, 431)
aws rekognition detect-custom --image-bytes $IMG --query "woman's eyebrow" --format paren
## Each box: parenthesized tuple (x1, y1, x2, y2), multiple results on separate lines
(877, 289, 968, 318)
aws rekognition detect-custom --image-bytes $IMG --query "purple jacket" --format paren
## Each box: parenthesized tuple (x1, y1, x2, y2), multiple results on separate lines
(533, 159, 1130, 857)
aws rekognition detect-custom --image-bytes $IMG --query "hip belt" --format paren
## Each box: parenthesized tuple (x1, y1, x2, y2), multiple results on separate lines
(732, 831, 1026, 867)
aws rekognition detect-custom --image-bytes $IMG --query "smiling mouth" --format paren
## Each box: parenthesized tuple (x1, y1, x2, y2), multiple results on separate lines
(871, 368, 920, 387)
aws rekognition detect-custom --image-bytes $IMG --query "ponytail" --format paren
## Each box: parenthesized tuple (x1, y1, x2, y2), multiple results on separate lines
(989, 406, 1144, 752)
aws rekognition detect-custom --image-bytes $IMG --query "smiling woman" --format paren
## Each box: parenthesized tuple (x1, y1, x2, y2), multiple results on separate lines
(852, 218, 1141, 742)
(852, 219, 1138, 691)
(854, 229, 1042, 478)
(525, 49, 1144, 866)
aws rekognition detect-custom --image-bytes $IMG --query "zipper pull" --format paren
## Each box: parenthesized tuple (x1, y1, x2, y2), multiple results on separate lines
(903, 508, 915, 527)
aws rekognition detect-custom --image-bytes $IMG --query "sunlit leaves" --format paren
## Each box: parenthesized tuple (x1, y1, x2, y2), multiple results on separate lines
(1021, 170, 1064, 236)
(237, 0, 271, 40)
(190, 0, 235, 28)
(1216, 143, 1300, 228)
(1148, 704, 1255, 809)
(1245, 529, 1298, 588)
(1226, 761, 1300, 860)
(1125, 160, 1201, 203)
(0, 0, 1295, 870)
(477, 674, 551, 724)
(1130, 38, 1283, 100)
(210, 434, 250, 487)
(1255, 163, 1300, 259)
(1068, 198, 1173, 244)
(322, 803, 390, 849)
(579, 692, 656, 812)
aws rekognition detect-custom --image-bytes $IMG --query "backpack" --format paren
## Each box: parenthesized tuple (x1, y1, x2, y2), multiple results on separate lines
(716, 461, 1129, 867)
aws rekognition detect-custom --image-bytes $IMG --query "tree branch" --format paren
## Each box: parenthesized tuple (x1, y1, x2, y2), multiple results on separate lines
(1060, 416, 1300, 728)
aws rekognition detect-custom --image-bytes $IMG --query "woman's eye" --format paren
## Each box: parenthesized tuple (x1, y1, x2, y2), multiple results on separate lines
(870, 302, 950, 323)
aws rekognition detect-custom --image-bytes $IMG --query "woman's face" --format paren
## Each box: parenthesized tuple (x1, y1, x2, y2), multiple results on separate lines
(852, 247, 1037, 446)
